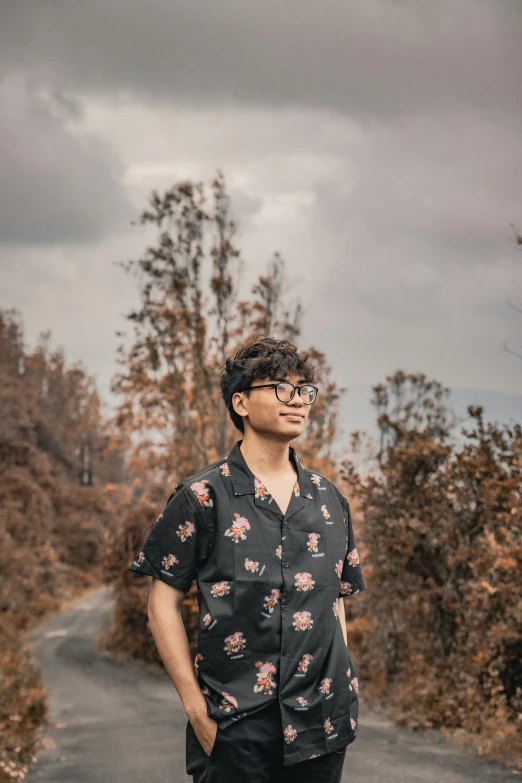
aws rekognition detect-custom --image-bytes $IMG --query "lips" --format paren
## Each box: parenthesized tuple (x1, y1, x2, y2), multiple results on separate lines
(281, 413, 304, 419)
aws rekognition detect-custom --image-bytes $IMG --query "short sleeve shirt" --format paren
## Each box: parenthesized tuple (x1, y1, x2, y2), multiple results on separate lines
(128, 438, 366, 766)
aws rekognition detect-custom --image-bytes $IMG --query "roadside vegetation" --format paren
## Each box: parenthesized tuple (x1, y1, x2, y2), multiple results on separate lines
(0, 309, 127, 782)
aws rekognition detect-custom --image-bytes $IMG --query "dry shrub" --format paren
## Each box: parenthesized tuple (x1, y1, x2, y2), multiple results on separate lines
(0, 619, 48, 783)
(0, 436, 115, 631)
(0, 307, 126, 780)
(0, 433, 118, 781)
(99, 495, 200, 666)
(343, 372, 522, 772)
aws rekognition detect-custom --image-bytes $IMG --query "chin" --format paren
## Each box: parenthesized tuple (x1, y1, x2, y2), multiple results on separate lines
(280, 419, 304, 430)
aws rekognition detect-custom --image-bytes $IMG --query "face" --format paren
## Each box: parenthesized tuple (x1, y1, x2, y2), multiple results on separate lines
(232, 372, 313, 441)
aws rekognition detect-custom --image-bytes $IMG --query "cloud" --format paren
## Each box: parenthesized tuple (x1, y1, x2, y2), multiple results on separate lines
(0, 72, 132, 245)
(0, 0, 521, 410)
(1, 0, 521, 120)
(311, 108, 522, 264)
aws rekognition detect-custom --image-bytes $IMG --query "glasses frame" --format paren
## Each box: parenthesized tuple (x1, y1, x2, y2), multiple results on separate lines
(240, 381, 319, 405)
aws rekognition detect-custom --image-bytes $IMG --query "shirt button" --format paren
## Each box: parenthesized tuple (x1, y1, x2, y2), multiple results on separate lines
(283, 520, 288, 525)
(283, 605, 288, 611)
(283, 562, 289, 568)
(282, 649, 287, 656)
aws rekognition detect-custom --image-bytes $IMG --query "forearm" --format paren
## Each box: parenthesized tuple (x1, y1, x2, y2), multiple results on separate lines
(338, 597, 348, 646)
(148, 598, 207, 721)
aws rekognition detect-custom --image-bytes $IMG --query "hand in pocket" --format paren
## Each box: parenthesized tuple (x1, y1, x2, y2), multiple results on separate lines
(191, 714, 219, 757)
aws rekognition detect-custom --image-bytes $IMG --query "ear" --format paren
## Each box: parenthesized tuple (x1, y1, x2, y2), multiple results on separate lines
(232, 391, 248, 417)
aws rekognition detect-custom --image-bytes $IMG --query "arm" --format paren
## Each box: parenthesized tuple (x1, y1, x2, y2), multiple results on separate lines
(128, 485, 218, 755)
(338, 494, 366, 598)
(148, 579, 217, 755)
(337, 597, 348, 646)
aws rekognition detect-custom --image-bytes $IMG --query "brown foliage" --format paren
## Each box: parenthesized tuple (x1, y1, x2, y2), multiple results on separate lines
(99, 496, 199, 664)
(0, 434, 116, 630)
(0, 620, 48, 783)
(0, 308, 127, 779)
(342, 371, 522, 771)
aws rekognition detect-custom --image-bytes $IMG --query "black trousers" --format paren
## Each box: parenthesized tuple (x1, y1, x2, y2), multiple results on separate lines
(185, 700, 347, 783)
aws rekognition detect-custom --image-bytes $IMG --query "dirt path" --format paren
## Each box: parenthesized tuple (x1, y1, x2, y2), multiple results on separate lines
(27, 586, 516, 782)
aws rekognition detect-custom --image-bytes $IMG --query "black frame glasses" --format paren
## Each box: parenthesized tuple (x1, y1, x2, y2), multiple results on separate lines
(240, 381, 319, 405)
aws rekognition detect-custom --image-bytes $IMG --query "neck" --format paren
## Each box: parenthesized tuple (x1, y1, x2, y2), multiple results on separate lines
(239, 433, 296, 477)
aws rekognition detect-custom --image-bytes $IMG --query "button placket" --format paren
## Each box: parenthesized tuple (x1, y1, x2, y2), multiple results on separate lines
(281, 514, 290, 664)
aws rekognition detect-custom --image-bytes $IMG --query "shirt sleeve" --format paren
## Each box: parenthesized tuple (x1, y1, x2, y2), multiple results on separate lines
(128, 485, 199, 593)
(338, 496, 366, 598)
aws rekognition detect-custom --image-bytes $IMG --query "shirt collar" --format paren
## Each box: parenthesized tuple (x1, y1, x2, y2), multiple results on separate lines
(226, 438, 315, 499)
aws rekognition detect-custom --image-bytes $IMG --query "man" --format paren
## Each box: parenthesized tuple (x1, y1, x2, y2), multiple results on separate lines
(128, 337, 366, 783)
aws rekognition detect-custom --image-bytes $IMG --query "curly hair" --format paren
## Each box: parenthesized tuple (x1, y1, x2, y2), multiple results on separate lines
(219, 336, 316, 433)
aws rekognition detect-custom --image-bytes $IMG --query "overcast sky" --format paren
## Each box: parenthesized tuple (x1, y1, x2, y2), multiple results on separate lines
(1, 0, 521, 427)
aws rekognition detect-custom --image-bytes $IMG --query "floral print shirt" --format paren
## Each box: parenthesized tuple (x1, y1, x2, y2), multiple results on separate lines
(128, 439, 366, 766)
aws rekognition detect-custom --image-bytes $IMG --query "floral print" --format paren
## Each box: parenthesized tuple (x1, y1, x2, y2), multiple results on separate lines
(219, 461, 231, 477)
(284, 725, 297, 743)
(254, 477, 272, 501)
(297, 653, 313, 673)
(211, 581, 231, 597)
(176, 520, 195, 541)
(319, 677, 332, 694)
(191, 480, 213, 507)
(294, 572, 315, 591)
(128, 438, 366, 766)
(306, 533, 321, 553)
(161, 553, 179, 570)
(292, 611, 313, 631)
(219, 691, 238, 712)
(244, 557, 259, 572)
(263, 588, 281, 613)
(224, 513, 251, 543)
(224, 632, 246, 655)
(254, 661, 277, 694)
(347, 548, 360, 566)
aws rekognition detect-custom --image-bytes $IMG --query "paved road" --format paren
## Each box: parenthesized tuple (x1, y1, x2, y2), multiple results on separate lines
(27, 586, 516, 782)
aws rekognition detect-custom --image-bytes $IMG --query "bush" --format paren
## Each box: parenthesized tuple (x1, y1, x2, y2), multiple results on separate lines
(0, 620, 48, 783)
(345, 373, 522, 772)
(99, 496, 199, 666)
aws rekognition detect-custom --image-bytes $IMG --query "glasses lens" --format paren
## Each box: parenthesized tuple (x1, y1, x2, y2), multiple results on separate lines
(300, 385, 317, 404)
(276, 382, 294, 402)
